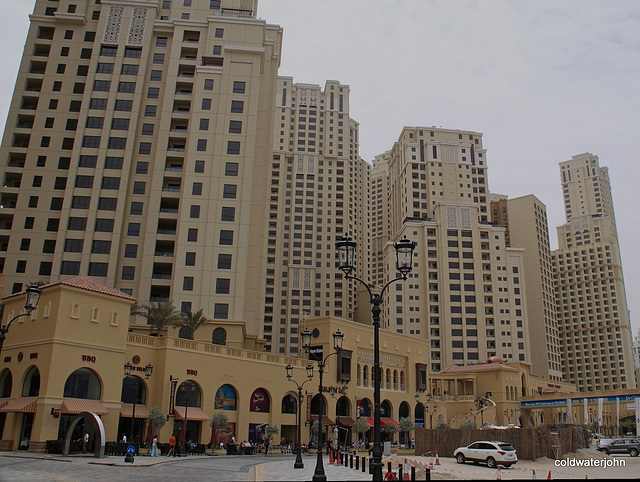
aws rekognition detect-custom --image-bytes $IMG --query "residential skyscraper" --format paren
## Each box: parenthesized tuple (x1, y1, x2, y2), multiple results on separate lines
(0, 0, 285, 341)
(553, 153, 635, 390)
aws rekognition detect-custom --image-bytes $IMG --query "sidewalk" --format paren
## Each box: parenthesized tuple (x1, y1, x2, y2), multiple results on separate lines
(255, 455, 373, 481)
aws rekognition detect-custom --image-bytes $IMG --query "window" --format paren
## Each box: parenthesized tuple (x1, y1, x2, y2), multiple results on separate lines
(76, 65, 89, 77)
(57, 64, 66, 74)
(61, 261, 81, 275)
(25, 217, 35, 229)
(202, 98, 211, 110)
(217, 254, 231, 269)
(84, 117, 104, 129)
(41, 137, 50, 147)
(127, 223, 140, 236)
(53, 81, 62, 92)
(215, 278, 230, 294)
(230, 100, 244, 113)
(32, 176, 43, 187)
(47, 218, 60, 231)
(105, 156, 124, 169)
(199, 118, 209, 130)
(115, 99, 133, 111)
(150, 70, 162, 81)
(61, 138, 75, 150)
(39, 262, 53, 276)
(28, 196, 39, 208)
(50, 197, 64, 210)
(153, 53, 165, 64)
(190, 205, 200, 218)
(89, 98, 108, 110)
(124, 47, 142, 58)
(100, 46, 117, 56)
(185, 252, 196, 266)
(108, 137, 127, 149)
(42, 239, 56, 253)
(88, 263, 108, 277)
(139, 142, 152, 154)
(187, 228, 198, 242)
(124, 244, 138, 258)
(93, 80, 111, 91)
(223, 184, 237, 198)
(91, 240, 111, 254)
(118, 81, 136, 93)
(215, 28, 224, 38)
(144, 105, 157, 117)
(20, 239, 31, 251)
(156, 37, 168, 47)
(197, 139, 207, 151)
(75, 175, 94, 188)
(61, 46, 70, 57)
(68, 217, 87, 231)
(66, 119, 78, 131)
(225, 162, 239, 176)
(229, 120, 242, 133)
(73, 82, 85, 94)
(212, 45, 222, 55)
(95, 218, 114, 232)
(213, 304, 228, 319)
(221, 207, 235, 221)
(49, 99, 59, 109)
(192, 183, 202, 195)
(233, 81, 246, 94)
(122, 266, 135, 281)
(101, 177, 121, 190)
(227, 141, 240, 155)
(210, 0, 221, 9)
(98, 197, 117, 210)
(141, 123, 154, 135)
(136, 162, 149, 174)
(147, 87, 160, 99)
(219, 230, 233, 245)
(65, 30, 74, 40)
(195, 160, 205, 173)
(183, 277, 194, 291)
(133, 181, 146, 194)
(96, 62, 114, 73)
(71, 196, 91, 209)
(84, 32, 96, 42)
(204, 79, 214, 90)
(111, 118, 130, 130)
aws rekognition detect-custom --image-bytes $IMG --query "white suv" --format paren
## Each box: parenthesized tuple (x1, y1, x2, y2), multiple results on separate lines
(454, 440, 518, 468)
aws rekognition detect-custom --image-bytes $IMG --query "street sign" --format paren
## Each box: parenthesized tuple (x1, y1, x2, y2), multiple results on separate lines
(127, 445, 136, 455)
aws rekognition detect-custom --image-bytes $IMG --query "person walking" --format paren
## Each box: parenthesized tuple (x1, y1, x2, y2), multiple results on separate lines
(82, 432, 89, 453)
(168, 434, 176, 456)
(151, 435, 159, 457)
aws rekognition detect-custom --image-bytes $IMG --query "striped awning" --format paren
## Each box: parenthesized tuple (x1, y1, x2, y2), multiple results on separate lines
(61, 398, 108, 416)
(120, 403, 150, 419)
(173, 406, 209, 421)
(0, 397, 38, 413)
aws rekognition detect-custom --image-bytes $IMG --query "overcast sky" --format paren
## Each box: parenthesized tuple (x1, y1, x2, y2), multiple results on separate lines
(2, 1, 640, 336)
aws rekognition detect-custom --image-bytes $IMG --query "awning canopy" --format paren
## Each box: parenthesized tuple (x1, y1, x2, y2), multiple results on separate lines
(61, 398, 108, 416)
(310, 415, 334, 426)
(120, 403, 150, 419)
(0, 397, 38, 413)
(381, 418, 399, 427)
(336, 416, 354, 427)
(173, 406, 209, 421)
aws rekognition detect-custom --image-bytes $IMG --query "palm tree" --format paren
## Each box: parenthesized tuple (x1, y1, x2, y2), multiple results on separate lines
(132, 301, 183, 336)
(175, 308, 208, 340)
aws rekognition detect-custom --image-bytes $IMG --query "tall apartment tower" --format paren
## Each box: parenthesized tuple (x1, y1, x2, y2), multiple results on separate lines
(265, 78, 369, 354)
(0, 0, 284, 339)
(553, 153, 635, 390)
(491, 194, 564, 382)
(375, 127, 530, 372)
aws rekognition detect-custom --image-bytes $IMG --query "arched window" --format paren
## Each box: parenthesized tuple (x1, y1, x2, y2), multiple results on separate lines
(214, 384, 237, 410)
(249, 388, 270, 412)
(414, 402, 425, 426)
(71, 303, 80, 319)
(91, 307, 100, 322)
(63, 368, 101, 399)
(22, 366, 40, 397)
(359, 398, 372, 418)
(179, 326, 192, 339)
(393, 370, 398, 390)
(121, 376, 145, 404)
(281, 393, 297, 414)
(310, 393, 326, 416)
(385, 369, 391, 390)
(381, 400, 392, 418)
(176, 380, 201, 407)
(356, 364, 361, 386)
(336, 396, 350, 417)
(0, 369, 12, 398)
(212, 328, 227, 345)
(398, 401, 410, 419)
(362, 366, 369, 388)
(400, 371, 405, 391)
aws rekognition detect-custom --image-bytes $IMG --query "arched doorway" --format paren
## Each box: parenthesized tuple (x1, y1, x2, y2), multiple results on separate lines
(335, 395, 352, 447)
(62, 411, 106, 458)
(119, 375, 148, 444)
(174, 380, 204, 448)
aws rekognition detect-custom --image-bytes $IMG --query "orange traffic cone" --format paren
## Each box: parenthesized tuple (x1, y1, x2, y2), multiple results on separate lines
(403, 459, 410, 480)
(435, 451, 441, 465)
(336, 450, 341, 465)
(547, 470, 552, 480)
(329, 450, 334, 465)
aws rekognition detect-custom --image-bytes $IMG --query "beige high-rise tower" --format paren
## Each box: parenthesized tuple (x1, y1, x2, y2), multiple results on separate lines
(0, 0, 283, 339)
(553, 153, 635, 390)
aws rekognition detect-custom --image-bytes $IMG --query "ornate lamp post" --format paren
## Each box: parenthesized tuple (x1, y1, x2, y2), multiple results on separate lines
(286, 362, 314, 468)
(301, 328, 344, 482)
(180, 382, 196, 453)
(0, 285, 42, 355)
(336, 235, 415, 482)
(124, 361, 153, 444)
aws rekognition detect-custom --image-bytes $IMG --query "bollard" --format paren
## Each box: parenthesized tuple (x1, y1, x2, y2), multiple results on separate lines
(388, 461, 392, 473)
(426, 467, 431, 481)
(355, 453, 359, 471)
(344, 451, 348, 467)
(368, 457, 373, 475)
(411, 465, 416, 482)
(363, 456, 367, 473)
(350, 452, 353, 468)
(398, 464, 403, 481)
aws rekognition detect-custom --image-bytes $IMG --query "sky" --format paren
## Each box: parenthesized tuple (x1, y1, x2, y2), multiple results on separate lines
(1, 0, 640, 335)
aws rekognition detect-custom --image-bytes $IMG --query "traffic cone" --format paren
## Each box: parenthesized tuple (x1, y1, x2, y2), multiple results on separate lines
(435, 451, 441, 465)
(532, 469, 536, 479)
(547, 470, 551, 480)
(403, 458, 410, 480)
(496, 467, 502, 480)
(329, 449, 334, 465)
(336, 450, 341, 465)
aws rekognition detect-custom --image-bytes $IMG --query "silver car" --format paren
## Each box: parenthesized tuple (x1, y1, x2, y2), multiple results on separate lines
(454, 440, 518, 468)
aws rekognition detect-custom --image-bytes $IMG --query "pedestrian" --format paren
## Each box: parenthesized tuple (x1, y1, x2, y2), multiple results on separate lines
(82, 432, 89, 453)
(151, 435, 159, 457)
(121, 433, 127, 443)
(168, 434, 176, 456)
(264, 437, 270, 455)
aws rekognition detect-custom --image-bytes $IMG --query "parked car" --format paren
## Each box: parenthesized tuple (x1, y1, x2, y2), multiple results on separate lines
(454, 440, 518, 468)
(596, 438, 640, 456)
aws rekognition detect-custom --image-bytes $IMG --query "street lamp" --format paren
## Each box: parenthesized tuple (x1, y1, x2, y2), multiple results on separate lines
(301, 328, 344, 482)
(180, 382, 197, 453)
(415, 393, 437, 429)
(123, 361, 153, 444)
(336, 234, 415, 482)
(286, 362, 314, 468)
(0, 285, 42, 355)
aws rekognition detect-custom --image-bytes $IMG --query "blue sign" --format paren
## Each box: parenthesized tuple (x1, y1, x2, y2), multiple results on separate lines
(127, 445, 136, 455)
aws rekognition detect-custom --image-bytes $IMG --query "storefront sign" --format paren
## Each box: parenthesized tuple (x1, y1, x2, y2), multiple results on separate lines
(169, 379, 177, 415)
(187, 369, 197, 376)
(82, 355, 96, 363)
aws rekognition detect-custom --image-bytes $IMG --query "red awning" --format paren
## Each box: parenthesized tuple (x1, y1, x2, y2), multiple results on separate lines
(310, 415, 335, 426)
(173, 406, 209, 421)
(336, 416, 355, 427)
(119, 403, 150, 419)
(365, 418, 374, 427)
(0, 397, 38, 413)
(61, 398, 108, 416)
(381, 418, 399, 427)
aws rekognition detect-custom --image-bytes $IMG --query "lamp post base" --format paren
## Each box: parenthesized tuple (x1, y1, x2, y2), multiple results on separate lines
(294, 449, 304, 468)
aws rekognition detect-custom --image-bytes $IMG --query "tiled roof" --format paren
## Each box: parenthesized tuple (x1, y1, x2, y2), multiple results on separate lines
(42, 275, 136, 301)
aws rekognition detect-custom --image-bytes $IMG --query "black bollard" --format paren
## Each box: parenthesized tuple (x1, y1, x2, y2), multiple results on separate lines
(411, 465, 416, 481)
(362, 456, 367, 473)
(398, 464, 403, 481)
(350, 452, 353, 468)
(388, 461, 392, 473)
(426, 466, 431, 481)
(356, 454, 360, 471)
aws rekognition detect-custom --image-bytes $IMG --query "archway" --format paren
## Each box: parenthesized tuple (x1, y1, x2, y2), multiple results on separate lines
(62, 411, 106, 458)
